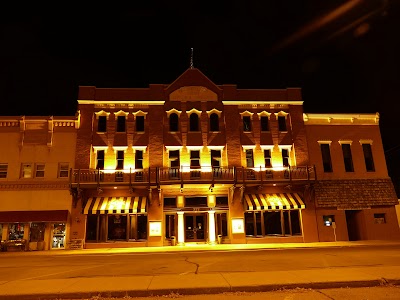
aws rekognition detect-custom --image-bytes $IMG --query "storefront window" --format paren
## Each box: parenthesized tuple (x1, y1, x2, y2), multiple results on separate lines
(52, 223, 66, 248)
(108, 215, 127, 240)
(245, 210, 303, 237)
(8, 223, 24, 240)
(30, 223, 45, 242)
(137, 215, 147, 240)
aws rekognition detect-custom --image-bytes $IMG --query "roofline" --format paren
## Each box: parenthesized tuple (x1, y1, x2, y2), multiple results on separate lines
(78, 100, 165, 105)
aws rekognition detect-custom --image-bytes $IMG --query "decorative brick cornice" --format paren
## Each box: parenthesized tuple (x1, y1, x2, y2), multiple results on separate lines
(0, 182, 70, 190)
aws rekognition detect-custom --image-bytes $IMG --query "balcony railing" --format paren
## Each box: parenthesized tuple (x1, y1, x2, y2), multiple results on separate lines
(70, 165, 316, 187)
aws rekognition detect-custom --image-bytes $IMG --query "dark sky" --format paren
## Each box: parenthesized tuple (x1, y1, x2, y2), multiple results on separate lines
(1, 1, 400, 193)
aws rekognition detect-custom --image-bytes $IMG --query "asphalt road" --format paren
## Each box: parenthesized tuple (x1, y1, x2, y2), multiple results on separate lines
(1, 244, 400, 282)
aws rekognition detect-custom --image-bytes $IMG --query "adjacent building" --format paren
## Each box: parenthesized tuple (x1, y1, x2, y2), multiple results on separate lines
(1, 68, 399, 251)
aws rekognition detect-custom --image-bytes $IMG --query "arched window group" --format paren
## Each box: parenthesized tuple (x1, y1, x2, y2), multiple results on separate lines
(168, 110, 221, 132)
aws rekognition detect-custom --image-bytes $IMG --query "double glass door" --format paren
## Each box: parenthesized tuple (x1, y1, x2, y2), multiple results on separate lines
(185, 214, 205, 241)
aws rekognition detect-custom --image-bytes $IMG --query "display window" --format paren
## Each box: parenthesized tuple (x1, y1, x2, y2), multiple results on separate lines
(52, 223, 66, 248)
(8, 223, 24, 240)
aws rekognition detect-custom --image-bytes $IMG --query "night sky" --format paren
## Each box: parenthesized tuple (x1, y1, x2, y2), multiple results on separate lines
(1, 2, 400, 194)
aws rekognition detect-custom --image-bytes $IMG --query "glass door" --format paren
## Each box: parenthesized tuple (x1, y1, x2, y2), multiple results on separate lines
(185, 214, 205, 241)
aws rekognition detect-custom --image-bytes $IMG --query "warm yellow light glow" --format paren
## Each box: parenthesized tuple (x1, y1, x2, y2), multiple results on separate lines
(208, 195, 216, 207)
(149, 221, 162, 237)
(208, 211, 216, 244)
(108, 198, 125, 210)
(232, 218, 244, 234)
(177, 212, 185, 244)
(177, 195, 184, 208)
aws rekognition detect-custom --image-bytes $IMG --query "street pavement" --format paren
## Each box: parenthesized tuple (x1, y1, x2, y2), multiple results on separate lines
(1, 240, 400, 300)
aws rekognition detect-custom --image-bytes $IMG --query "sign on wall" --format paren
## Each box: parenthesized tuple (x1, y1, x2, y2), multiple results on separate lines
(231, 218, 244, 234)
(149, 221, 162, 236)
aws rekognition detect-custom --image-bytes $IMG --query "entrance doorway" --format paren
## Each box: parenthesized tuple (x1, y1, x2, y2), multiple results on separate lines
(345, 210, 361, 241)
(185, 214, 205, 241)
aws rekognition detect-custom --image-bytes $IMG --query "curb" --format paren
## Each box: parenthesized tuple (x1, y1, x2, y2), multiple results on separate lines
(0, 278, 398, 300)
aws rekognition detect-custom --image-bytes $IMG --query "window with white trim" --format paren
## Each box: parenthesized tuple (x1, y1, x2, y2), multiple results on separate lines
(116, 151, 124, 170)
(243, 116, 252, 132)
(246, 149, 254, 168)
(210, 113, 219, 131)
(169, 113, 179, 132)
(260, 116, 269, 131)
(264, 149, 272, 167)
(136, 116, 145, 132)
(35, 164, 45, 178)
(58, 163, 69, 178)
(0, 163, 8, 178)
(278, 116, 287, 131)
(21, 163, 33, 178)
(135, 150, 143, 169)
(320, 144, 333, 172)
(96, 150, 105, 170)
(189, 114, 199, 131)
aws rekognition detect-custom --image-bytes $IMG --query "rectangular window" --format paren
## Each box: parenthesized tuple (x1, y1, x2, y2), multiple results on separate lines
(245, 149, 254, 168)
(341, 143, 354, 172)
(136, 116, 145, 132)
(58, 163, 69, 178)
(35, 164, 45, 178)
(282, 149, 290, 167)
(211, 150, 221, 168)
(116, 151, 124, 170)
(116, 116, 126, 132)
(264, 149, 272, 167)
(260, 116, 269, 131)
(21, 163, 33, 178)
(169, 150, 180, 168)
(323, 215, 335, 226)
(243, 116, 252, 132)
(278, 116, 287, 131)
(135, 150, 143, 169)
(362, 143, 375, 172)
(0, 163, 8, 178)
(96, 150, 105, 170)
(374, 213, 386, 224)
(190, 150, 200, 169)
(320, 144, 333, 172)
(98, 116, 107, 132)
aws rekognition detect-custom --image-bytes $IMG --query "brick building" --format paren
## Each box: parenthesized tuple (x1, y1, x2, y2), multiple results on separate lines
(1, 68, 399, 251)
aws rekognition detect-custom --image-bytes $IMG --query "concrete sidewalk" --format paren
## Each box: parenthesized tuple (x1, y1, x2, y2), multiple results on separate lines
(1, 240, 400, 300)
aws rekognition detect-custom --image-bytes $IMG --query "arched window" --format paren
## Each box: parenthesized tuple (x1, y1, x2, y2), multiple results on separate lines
(169, 113, 179, 132)
(189, 114, 199, 131)
(209, 113, 219, 131)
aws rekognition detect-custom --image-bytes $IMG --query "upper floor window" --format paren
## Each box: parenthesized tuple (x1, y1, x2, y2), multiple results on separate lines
(116, 151, 124, 170)
(0, 163, 8, 178)
(116, 116, 126, 132)
(169, 113, 179, 132)
(245, 149, 254, 168)
(260, 116, 269, 131)
(21, 163, 33, 178)
(243, 116, 252, 132)
(135, 150, 144, 169)
(211, 150, 221, 167)
(98, 116, 107, 132)
(264, 150, 272, 167)
(189, 114, 199, 131)
(58, 163, 69, 178)
(35, 164, 45, 178)
(281, 149, 290, 167)
(96, 150, 105, 170)
(210, 113, 219, 131)
(362, 143, 375, 172)
(320, 143, 333, 172)
(136, 116, 145, 132)
(341, 143, 354, 172)
(169, 150, 180, 168)
(190, 150, 201, 169)
(278, 116, 287, 131)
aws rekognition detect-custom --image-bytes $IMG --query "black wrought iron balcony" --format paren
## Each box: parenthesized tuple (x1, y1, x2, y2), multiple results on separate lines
(69, 165, 316, 188)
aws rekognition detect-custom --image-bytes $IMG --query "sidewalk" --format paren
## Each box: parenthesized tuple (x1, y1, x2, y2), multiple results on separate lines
(1, 240, 400, 300)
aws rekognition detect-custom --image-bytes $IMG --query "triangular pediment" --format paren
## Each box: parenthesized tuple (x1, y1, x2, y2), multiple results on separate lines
(166, 68, 221, 101)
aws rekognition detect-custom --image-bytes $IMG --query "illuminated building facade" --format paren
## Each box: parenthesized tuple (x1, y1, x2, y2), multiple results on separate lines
(68, 68, 399, 249)
(1, 68, 398, 251)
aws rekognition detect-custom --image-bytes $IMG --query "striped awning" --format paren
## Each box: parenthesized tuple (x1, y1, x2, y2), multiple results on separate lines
(83, 197, 147, 215)
(245, 193, 305, 211)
